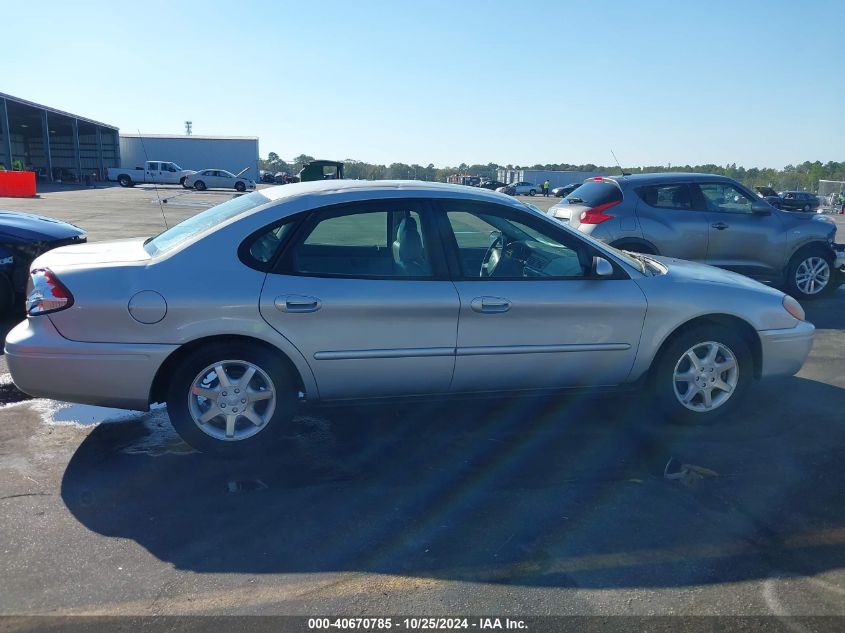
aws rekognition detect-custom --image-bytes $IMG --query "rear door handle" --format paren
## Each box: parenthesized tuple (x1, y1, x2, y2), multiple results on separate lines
(470, 296, 511, 314)
(275, 295, 321, 313)
(712, 222, 729, 230)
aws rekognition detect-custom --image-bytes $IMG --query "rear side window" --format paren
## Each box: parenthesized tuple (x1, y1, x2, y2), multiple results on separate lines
(564, 180, 623, 207)
(636, 184, 693, 210)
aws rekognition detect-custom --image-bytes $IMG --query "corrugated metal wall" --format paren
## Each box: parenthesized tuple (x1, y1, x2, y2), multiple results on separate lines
(119, 136, 260, 181)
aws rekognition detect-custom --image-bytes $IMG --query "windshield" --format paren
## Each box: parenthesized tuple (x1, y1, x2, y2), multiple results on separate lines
(144, 191, 270, 256)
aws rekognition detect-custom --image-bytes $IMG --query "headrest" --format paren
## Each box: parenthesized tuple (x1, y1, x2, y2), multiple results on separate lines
(398, 218, 423, 262)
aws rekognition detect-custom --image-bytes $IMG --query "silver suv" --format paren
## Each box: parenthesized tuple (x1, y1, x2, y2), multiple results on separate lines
(549, 173, 840, 300)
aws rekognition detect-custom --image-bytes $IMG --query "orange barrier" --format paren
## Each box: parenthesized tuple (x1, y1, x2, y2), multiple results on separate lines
(0, 171, 36, 197)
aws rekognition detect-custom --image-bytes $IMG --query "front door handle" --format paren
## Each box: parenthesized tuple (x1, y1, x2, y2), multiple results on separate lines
(470, 296, 511, 314)
(275, 295, 321, 313)
(712, 222, 729, 230)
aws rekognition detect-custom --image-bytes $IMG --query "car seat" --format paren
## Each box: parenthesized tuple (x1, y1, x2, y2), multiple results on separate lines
(392, 217, 430, 276)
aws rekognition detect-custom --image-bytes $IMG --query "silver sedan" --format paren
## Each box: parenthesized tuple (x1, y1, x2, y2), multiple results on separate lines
(6, 181, 815, 454)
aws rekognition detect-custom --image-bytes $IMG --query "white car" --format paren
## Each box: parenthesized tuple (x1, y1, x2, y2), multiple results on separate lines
(511, 181, 539, 196)
(185, 168, 256, 192)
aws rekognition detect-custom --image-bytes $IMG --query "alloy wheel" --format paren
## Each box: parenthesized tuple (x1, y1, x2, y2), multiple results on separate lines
(672, 341, 739, 412)
(795, 256, 830, 296)
(187, 360, 276, 441)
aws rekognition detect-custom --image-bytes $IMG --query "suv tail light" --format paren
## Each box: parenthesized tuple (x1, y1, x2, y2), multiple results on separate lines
(579, 200, 621, 224)
(26, 269, 74, 315)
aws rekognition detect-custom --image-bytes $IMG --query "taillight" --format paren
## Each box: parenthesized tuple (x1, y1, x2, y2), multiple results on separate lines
(26, 269, 74, 316)
(579, 200, 621, 224)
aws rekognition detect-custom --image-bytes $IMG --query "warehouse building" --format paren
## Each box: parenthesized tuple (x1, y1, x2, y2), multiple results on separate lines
(497, 168, 605, 188)
(0, 92, 119, 182)
(119, 134, 260, 181)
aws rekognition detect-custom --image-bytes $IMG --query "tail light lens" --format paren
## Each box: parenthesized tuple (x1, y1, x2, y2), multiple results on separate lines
(26, 269, 74, 316)
(579, 200, 621, 224)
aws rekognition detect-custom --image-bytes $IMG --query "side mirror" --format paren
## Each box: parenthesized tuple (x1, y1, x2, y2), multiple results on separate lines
(751, 199, 772, 215)
(592, 256, 613, 277)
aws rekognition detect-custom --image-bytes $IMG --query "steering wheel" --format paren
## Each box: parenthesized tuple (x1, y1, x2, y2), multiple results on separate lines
(480, 233, 504, 277)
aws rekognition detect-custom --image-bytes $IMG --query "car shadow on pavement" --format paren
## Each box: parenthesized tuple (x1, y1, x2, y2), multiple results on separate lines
(60, 374, 845, 590)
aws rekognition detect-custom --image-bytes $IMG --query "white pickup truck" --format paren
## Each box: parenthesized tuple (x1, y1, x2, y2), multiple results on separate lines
(107, 161, 196, 188)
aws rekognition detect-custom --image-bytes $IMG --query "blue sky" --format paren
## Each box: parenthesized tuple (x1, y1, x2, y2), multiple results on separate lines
(4, 0, 843, 168)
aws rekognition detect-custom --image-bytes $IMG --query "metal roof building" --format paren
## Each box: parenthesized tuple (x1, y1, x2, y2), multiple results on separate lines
(497, 168, 606, 188)
(119, 134, 260, 181)
(0, 92, 120, 182)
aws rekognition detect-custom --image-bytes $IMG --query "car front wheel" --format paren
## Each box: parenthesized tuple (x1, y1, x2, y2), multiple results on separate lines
(653, 325, 752, 424)
(194, 180, 207, 191)
(786, 248, 833, 300)
(235, 181, 246, 192)
(166, 342, 297, 455)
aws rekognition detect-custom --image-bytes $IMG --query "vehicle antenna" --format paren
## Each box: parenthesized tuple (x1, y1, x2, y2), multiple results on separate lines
(610, 149, 630, 177)
(137, 129, 169, 229)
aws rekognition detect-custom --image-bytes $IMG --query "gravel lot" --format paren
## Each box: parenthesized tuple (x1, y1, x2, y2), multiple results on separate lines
(0, 183, 844, 618)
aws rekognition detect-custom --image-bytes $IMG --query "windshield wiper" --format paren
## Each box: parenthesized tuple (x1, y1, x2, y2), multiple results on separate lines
(567, 197, 584, 204)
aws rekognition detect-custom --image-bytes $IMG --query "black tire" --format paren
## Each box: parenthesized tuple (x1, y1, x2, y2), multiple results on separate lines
(235, 181, 246, 192)
(528, 189, 536, 196)
(803, 204, 811, 212)
(785, 246, 834, 301)
(179, 176, 187, 187)
(117, 175, 133, 187)
(194, 180, 207, 191)
(652, 325, 752, 424)
(166, 341, 298, 455)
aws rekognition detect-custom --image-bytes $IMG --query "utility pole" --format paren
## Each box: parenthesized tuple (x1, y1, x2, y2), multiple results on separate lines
(184, 121, 193, 135)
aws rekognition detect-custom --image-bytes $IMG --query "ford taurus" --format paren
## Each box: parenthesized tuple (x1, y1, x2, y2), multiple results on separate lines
(5, 181, 814, 454)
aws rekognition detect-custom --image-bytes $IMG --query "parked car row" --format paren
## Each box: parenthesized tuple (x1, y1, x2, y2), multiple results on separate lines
(548, 173, 844, 301)
(5, 180, 820, 456)
(754, 187, 821, 212)
(260, 171, 300, 185)
(108, 160, 256, 192)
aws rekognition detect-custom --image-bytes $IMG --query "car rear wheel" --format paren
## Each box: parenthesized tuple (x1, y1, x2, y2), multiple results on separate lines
(529, 189, 536, 196)
(653, 325, 752, 424)
(786, 247, 833, 300)
(179, 176, 188, 187)
(166, 342, 297, 455)
(194, 180, 207, 191)
(235, 181, 246, 192)
(117, 175, 133, 187)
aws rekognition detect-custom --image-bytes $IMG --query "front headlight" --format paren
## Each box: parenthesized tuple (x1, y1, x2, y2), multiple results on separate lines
(782, 295, 805, 321)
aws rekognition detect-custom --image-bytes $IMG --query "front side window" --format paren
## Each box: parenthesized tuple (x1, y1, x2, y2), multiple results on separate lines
(636, 184, 693, 210)
(285, 204, 435, 278)
(443, 204, 589, 279)
(697, 183, 755, 214)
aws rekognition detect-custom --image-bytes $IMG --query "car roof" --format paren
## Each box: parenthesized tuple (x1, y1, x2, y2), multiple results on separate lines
(596, 172, 739, 186)
(260, 179, 522, 205)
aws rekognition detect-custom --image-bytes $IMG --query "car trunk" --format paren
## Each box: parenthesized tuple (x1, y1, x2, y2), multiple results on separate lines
(561, 178, 624, 229)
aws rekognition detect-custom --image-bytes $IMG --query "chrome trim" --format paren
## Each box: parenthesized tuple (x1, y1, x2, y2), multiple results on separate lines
(314, 347, 456, 360)
(457, 343, 631, 356)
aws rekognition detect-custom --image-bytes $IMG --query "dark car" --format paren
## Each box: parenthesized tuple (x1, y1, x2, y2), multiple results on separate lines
(778, 191, 820, 213)
(495, 185, 516, 196)
(479, 180, 507, 190)
(0, 210, 86, 315)
(259, 170, 276, 184)
(551, 183, 580, 198)
(754, 186, 783, 209)
(273, 172, 291, 184)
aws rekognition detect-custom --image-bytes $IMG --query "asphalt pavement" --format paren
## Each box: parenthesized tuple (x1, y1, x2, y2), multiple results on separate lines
(0, 184, 844, 618)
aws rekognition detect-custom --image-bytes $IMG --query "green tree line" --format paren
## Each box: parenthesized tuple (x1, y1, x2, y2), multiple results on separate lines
(260, 154, 845, 192)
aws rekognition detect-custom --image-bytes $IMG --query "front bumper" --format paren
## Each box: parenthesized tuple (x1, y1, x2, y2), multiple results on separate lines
(758, 320, 815, 378)
(5, 317, 177, 410)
